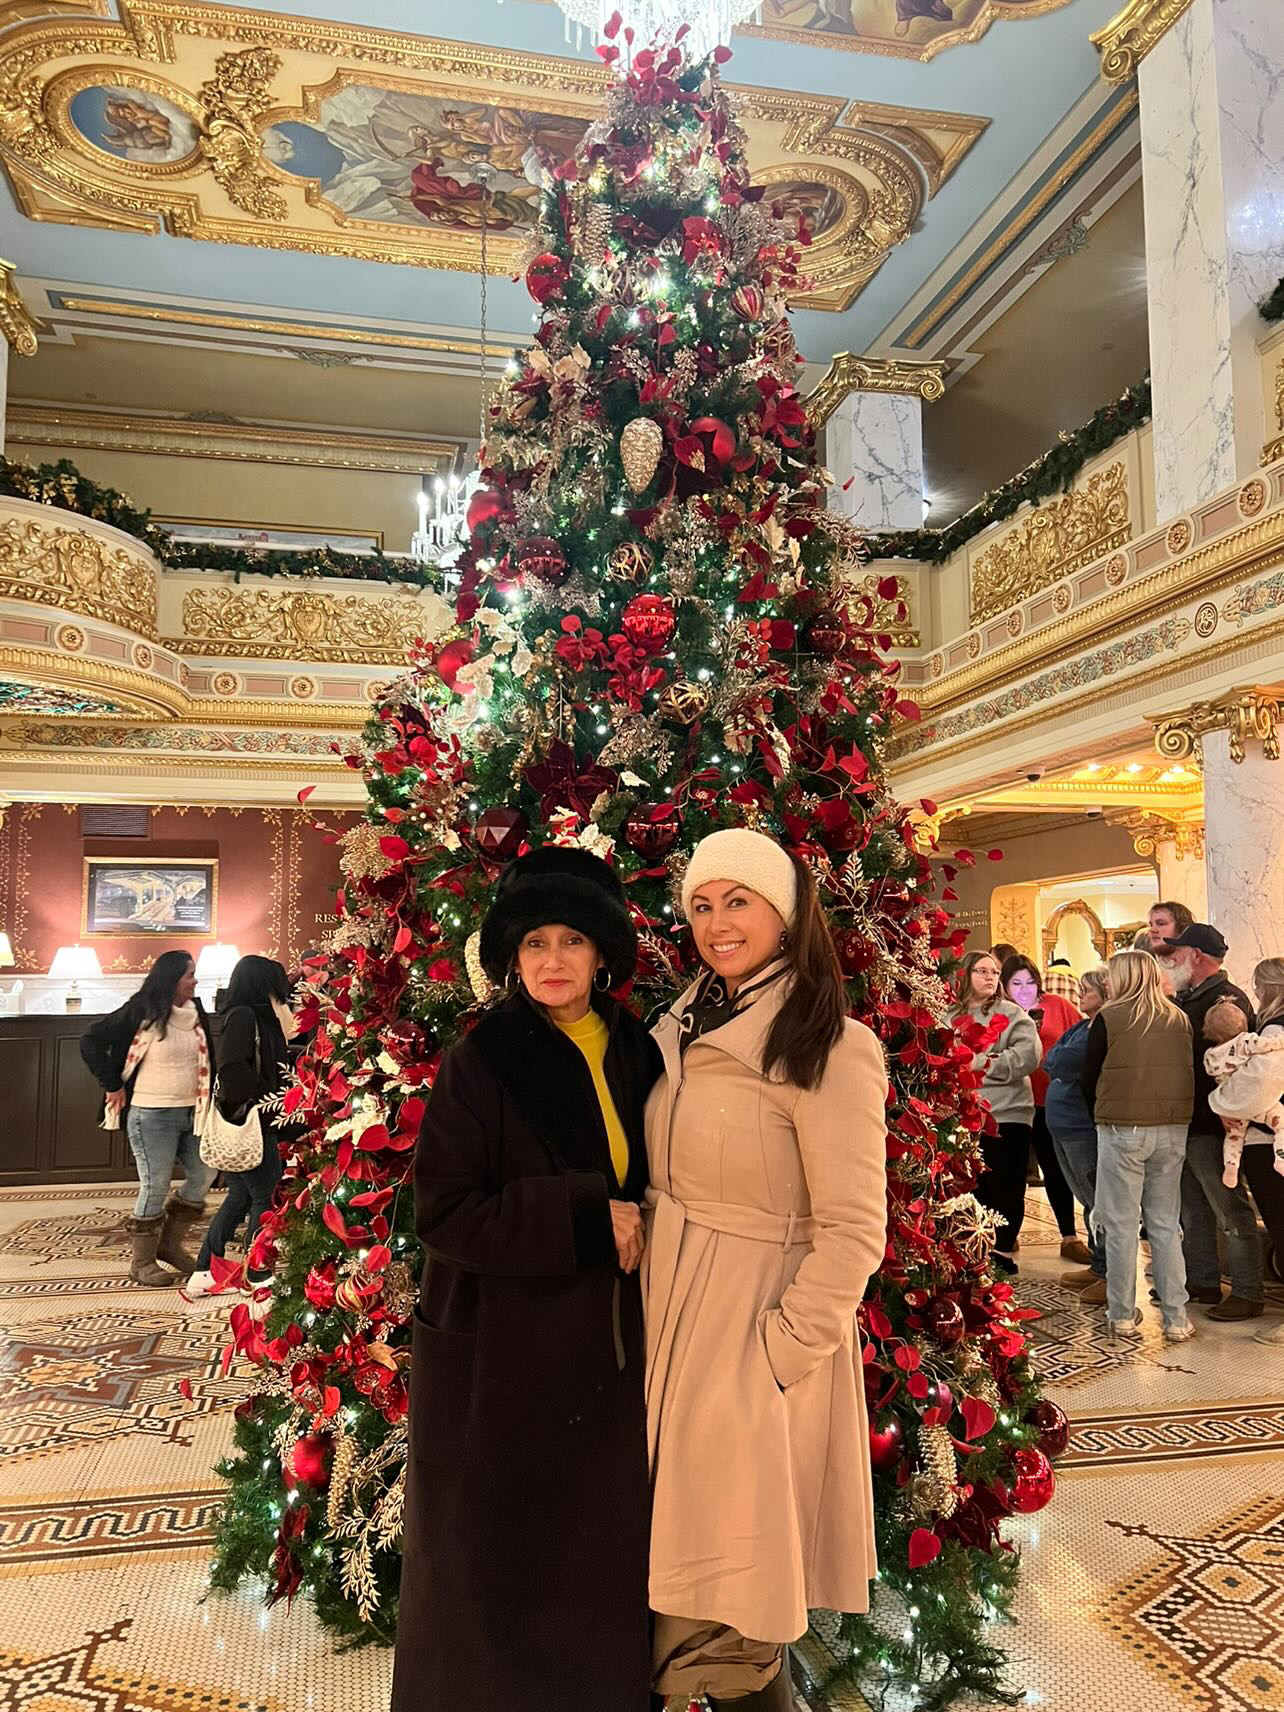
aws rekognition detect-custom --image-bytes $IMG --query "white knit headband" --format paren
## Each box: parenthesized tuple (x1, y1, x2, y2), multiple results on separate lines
(681, 828, 797, 927)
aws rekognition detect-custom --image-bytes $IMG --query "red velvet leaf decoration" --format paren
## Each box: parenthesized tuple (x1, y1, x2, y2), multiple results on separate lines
(961, 1396, 998, 1441)
(908, 1528, 942, 1568)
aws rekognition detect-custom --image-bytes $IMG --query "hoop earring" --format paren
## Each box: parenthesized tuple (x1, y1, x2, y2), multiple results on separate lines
(594, 966, 612, 992)
(506, 966, 522, 994)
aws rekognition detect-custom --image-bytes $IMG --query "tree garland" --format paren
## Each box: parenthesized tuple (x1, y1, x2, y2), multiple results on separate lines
(873, 375, 1151, 565)
(0, 454, 436, 587)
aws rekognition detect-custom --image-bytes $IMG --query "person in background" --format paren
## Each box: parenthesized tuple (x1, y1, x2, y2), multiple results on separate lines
(953, 950, 1041, 1275)
(1147, 900, 1195, 955)
(1001, 955, 1091, 1264)
(80, 948, 213, 1287)
(1164, 923, 1262, 1321)
(1044, 957, 1082, 1005)
(1081, 950, 1195, 1342)
(991, 942, 1020, 968)
(1044, 968, 1110, 1304)
(1208, 957, 1284, 1346)
(182, 955, 297, 1305)
(999, 958, 1088, 1266)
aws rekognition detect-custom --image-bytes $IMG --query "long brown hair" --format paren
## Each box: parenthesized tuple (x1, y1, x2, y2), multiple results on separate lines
(762, 855, 846, 1090)
(952, 949, 1002, 1018)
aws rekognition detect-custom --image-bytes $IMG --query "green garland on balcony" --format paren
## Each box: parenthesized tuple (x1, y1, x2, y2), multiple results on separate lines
(0, 454, 436, 587)
(1263, 276, 1284, 324)
(874, 374, 1152, 565)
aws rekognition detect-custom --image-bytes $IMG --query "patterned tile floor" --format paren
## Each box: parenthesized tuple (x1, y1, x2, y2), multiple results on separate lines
(1, 1186, 1282, 1712)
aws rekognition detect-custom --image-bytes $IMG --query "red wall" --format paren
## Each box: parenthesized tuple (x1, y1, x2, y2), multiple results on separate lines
(0, 804, 359, 974)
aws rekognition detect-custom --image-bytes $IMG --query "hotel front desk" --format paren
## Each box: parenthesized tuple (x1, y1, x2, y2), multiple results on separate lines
(0, 1014, 125, 1184)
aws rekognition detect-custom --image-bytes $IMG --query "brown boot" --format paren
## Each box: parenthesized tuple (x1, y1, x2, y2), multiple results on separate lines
(709, 1653, 795, 1710)
(157, 1195, 206, 1277)
(126, 1215, 176, 1287)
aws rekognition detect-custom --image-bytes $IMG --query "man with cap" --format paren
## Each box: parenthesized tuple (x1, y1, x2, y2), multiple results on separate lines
(1165, 923, 1263, 1321)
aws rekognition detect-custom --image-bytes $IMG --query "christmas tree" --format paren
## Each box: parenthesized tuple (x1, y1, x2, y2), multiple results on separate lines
(209, 29, 1061, 1709)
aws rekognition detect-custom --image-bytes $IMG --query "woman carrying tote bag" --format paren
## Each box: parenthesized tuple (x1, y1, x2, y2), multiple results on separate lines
(182, 956, 296, 1303)
(643, 829, 888, 1711)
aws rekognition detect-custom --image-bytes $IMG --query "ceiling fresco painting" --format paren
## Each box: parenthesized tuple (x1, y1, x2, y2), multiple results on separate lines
(0, 3, 987, 310)
(747, 0, 1076, 60)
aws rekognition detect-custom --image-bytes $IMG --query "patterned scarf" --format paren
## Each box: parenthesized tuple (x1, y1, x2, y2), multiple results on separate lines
(107, 1011, 212, 1131)
(677, 956, 790, 1057)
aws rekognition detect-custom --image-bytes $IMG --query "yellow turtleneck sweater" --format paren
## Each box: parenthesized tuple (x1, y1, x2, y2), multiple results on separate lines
(556, 1009, 629, 1187)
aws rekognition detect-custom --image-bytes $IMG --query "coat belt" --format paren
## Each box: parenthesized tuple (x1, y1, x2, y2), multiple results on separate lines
(643, 1188, 815, 1459)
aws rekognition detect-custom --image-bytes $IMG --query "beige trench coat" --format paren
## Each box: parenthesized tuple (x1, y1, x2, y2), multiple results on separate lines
(642, 980, 889, 1644)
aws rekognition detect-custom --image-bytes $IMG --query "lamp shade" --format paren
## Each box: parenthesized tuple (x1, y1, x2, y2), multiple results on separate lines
(49, 944, 103, 980)
(0, 932, 13, 969)
(195, 943, 240, 985)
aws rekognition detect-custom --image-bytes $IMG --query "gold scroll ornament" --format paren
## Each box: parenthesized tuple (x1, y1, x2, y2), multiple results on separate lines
(969, 460, 1130, 626)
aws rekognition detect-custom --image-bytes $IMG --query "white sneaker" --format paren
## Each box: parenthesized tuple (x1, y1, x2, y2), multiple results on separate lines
(1253, 1319, 1284, 1345)
(179, 1269, 216, 1303)
(1164, 1320, 1196, 1343)
(1107, 1309, 1143, 1339)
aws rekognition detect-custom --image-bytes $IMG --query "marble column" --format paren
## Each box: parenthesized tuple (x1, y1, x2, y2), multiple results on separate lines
(815, 356, 946, 531)
(1154, 827, 1209, 920)
(1155, 689, 1284, 988)
(1134, 0, 1284, 519)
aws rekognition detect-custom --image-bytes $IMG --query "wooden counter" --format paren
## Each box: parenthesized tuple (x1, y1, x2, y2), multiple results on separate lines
(0, 1014, 124, 1185)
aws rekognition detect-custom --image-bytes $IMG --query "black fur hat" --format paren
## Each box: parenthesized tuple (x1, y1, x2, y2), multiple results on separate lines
(479, 845, 637, 987)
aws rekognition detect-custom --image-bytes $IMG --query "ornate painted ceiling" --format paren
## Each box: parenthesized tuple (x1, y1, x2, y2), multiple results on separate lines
(0, 0, 1146, 511)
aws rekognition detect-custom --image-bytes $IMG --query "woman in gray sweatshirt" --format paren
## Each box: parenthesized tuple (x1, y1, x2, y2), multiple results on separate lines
(953, 949, 1042, 1275)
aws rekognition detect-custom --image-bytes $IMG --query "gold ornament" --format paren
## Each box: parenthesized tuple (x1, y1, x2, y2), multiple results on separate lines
(619, 417, 664, 493)
(608, 540, 652, 584)
(334, 1276, 368, 1313)
(656, 678, 712, 727)
(910, 1424, 959, 1520)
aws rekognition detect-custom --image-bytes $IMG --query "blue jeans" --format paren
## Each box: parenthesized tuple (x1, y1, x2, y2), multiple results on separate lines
(197, 1144, 283, 1275)
(126, 1105, 213, 1219)
(1180, 1130, 1264, 1302)
(1049, 1124, 1106, 1276)
(1095, 1122, 1189, 1330)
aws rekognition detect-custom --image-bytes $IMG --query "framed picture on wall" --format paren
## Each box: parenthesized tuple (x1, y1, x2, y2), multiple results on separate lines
(82, 858, 218, 937)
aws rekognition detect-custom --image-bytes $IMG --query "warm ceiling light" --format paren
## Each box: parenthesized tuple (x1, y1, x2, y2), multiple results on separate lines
(554, 0, 762, 57)
(1125, 763, 1144, 773)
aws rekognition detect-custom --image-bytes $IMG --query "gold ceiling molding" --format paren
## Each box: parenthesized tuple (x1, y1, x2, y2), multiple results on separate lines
(0, 258, 39, 355)
(1151, 688, 1281, 766)
(177, 584, 448, 663)
(6, 405, 456, 473)
(1092, 0, 1197, 84)
(0, 642, 178, 718)
(969, 460, 1131, 625)
(0, 2, 982, 312)
(806, 354, 947, 428)
(899, 87, 1137, 352)
(1113, 810, 1205, 861)
(0, 511, 157, 634)
(740, 0, 1074, 64)
(54, 295, 515, 359)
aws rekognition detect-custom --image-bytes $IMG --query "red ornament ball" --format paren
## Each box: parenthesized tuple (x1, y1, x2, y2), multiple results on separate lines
(526, 251, 570, 305)
(436, 638, 475, 690)
(869, 1416, 905, 1473)
(514, 535, 570, 586)
(1025, 1399, 1070, 1460)
(834, 928, 876, 976)
(620, 592, 675, 653)
(474, 807, 528, 864)
(923, 1294, 966, 1347)
(1009, 1447, 1056, 1514)
(625, 802, 680, 861)
(284, 1432, 331, 1489)
(802, 608, 848, 657)
(731, 282, 765, 321)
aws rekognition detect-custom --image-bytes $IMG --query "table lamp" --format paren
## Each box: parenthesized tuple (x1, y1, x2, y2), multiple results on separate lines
(196, 942, 240, 1004)
(0, 932, 13, 969)
(49, 944, 103, 1013)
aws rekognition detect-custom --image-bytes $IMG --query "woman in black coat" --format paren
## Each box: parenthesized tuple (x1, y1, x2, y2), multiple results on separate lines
(392, 846, 660, 1712)
(181, 955, 296, 1306)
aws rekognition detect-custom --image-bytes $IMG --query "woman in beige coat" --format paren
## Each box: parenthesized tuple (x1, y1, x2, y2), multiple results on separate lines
(643, 828, 888, 1711)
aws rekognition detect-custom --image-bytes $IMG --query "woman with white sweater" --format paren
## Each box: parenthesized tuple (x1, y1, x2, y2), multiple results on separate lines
(80, 949, 213, 1287)
(952, 949, 1042, 1275)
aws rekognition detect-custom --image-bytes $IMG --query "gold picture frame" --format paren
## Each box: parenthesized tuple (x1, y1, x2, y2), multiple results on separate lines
(82, 856, 219, 938)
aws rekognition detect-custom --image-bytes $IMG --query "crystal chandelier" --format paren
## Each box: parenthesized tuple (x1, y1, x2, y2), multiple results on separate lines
(553, 1, 763, 60)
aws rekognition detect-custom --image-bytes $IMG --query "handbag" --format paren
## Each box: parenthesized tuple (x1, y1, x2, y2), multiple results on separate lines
(200, 1020, 265, 1171)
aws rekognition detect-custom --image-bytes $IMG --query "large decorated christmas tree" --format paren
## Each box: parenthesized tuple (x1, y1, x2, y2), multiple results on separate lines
(209, 30, 1060, 1709)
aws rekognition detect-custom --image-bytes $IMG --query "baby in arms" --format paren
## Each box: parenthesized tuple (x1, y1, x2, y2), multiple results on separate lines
(1203, 997, 1284, 1186)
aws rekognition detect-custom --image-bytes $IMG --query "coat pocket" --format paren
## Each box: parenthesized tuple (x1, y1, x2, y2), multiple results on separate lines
(408, 1305, 476, 1480)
